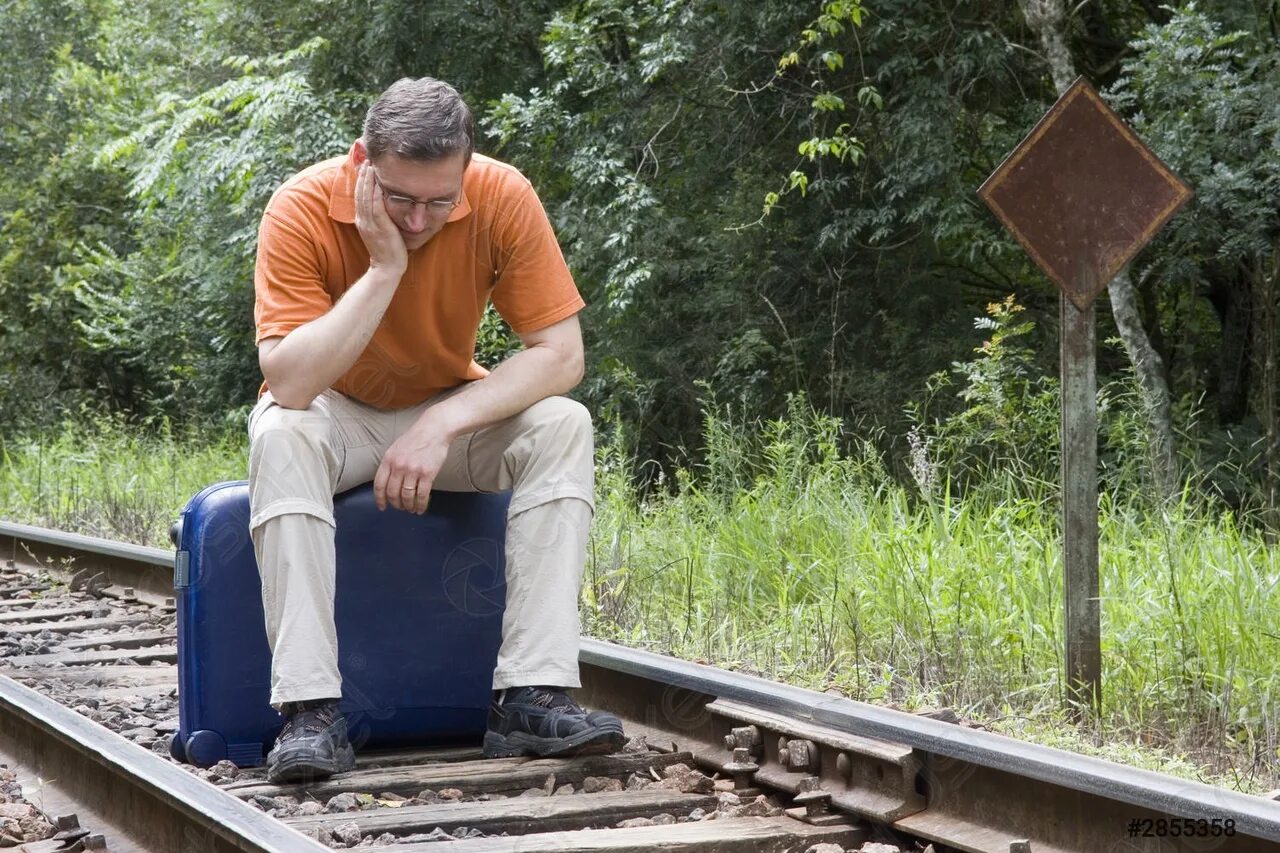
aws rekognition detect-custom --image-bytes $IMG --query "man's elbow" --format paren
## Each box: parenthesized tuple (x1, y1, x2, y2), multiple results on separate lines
(267, 386, 318, 410)
(562, 349, 585, 390)
(260, 366, 317, 410)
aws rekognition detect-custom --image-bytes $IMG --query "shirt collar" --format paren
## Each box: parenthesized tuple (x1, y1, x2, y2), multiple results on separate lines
(327, 142, 473, 225)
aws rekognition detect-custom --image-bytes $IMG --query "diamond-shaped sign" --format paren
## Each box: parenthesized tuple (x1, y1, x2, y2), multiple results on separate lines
(978, 77, 1192, 310)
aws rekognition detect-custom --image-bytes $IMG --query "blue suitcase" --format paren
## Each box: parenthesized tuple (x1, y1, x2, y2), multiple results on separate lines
(169, 480, 509, 768)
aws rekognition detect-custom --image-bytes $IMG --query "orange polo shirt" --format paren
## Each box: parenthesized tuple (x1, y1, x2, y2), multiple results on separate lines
(254, 146, 584, 409)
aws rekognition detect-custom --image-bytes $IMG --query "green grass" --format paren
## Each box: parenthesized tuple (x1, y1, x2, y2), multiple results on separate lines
(2, 408, 1277, 792)
(586, 404, 1280, 792)
(0, 416, 247, 546)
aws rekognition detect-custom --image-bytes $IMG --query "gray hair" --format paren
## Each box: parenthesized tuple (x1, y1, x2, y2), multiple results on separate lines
(362, 77, 475, 163)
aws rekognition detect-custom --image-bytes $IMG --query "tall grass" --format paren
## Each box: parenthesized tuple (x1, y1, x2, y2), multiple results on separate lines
(0, 415, 247, 546)
(588, 399, 1280, 790)
(1, 405, 1276, 789)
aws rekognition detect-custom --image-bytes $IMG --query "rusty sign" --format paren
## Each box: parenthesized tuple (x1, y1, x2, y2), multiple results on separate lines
(978, 77, 1192, 309)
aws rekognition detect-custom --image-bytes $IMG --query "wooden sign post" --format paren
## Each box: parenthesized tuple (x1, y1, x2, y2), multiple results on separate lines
(978, 78, 1191, 715)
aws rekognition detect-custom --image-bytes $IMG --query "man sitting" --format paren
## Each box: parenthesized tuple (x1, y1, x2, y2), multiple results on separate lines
(247, 76, 623, 783)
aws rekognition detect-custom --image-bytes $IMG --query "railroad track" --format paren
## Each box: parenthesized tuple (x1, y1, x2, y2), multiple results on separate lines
(1, 520, 1279, 852)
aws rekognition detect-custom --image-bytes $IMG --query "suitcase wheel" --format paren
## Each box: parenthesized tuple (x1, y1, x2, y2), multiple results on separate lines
(185, 730, 227, 768)
(167, 732, 185, 763)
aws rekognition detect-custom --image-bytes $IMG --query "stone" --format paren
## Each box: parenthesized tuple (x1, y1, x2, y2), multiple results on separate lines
(651, 813, 677, 825)
(624, 772, 651, 790)
(330, 821, 361, 847)
(804, 844, 844, 853)
(324, 792, 360, 813)
(121, 727, 158, 741)
(297, 801, 324, 816)
(736, 794, 782, 817)
(657, 763, 714, 794)
(716, 792, 741, 809)
(209, 760, 240, 780)
(438, 788, 464, 801)
(616, 817, 654, 828)
(251, 795, 284, 812)
(519, 787, 548, 797)
(18, 811, 54, 841)
(554, 784, 575, 796)
(399, 829, 455, 843)
(622, 735, 649, 753)
(582, 776, 623, 794)
(0, 803, 36, 820)
(859, 844, 903, 853)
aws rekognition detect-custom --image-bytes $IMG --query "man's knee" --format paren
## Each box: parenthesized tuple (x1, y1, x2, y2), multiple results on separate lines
(524, 397, 593, 449)
(249, 399, 342, 498)
(251, 402, 336, 463)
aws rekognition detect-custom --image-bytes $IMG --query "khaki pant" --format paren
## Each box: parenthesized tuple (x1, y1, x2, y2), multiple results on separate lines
(247, 388, 594, 706)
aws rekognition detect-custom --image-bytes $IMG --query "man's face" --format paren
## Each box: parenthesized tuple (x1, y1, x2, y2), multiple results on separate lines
(366, 151, 467, 251)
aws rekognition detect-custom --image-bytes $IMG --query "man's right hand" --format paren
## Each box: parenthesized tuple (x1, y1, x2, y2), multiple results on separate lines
(355, 161, 408, 275)
(257, 160, 411, 410)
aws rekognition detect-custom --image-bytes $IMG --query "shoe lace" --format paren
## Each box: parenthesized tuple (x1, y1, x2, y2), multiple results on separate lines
(280, 704, 336, 737)
(527, 687, 584, 713)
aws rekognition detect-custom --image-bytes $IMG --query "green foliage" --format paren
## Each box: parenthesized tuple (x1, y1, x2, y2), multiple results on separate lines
(1107, 5, 1279, 431)
(486, 0, 1008, 465)
(1, 0, 1278, 510)
(762, 0, 874, 217)
(921, 295, 1060, 486)
(82, 37, 352, 415)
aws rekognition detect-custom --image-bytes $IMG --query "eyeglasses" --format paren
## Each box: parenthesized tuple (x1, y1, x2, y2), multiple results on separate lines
(371, 172, 460, 216)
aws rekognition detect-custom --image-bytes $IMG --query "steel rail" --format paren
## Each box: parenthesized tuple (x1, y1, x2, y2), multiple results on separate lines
(0, 673, 326, 852)
(5, 521, 1280, 851)
(579, 640, 1280, 850)
(0, 520, 173, 600)
(0, 520, 171, 567)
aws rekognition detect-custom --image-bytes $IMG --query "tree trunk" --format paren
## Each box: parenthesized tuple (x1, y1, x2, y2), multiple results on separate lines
(1018, 0, 1179, 497)
(1209, 269, 1252, 425)
(1111, 268, 1177, 495)
(1257, 252, 1279, 540)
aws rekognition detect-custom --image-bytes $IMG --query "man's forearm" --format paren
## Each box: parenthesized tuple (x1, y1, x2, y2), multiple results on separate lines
(261, 266, 402, 409)
(421, 344, 584, 442)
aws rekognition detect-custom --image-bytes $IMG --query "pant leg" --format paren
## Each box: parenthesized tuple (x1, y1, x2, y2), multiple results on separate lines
(248, 390, 395, 706)
(447, 396, 595, 690)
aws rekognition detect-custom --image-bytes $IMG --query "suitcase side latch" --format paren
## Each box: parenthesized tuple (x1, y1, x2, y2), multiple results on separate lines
(174, 551, 190, 588)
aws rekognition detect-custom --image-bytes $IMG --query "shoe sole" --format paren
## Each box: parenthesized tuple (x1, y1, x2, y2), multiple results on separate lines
(265, 744, 356, 784)
(483, 726, 627, 759)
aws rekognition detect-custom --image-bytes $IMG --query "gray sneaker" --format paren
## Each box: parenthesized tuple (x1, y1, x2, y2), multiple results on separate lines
(265, 699, 355, 784)
(483, 686, 625, 758)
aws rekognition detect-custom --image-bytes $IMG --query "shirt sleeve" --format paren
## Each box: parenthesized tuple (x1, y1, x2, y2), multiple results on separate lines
(488, 180, 585, 335)
(253, 207, 333, 344)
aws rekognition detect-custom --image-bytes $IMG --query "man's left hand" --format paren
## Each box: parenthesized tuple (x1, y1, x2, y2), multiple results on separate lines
(373, 420, 452, 514)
